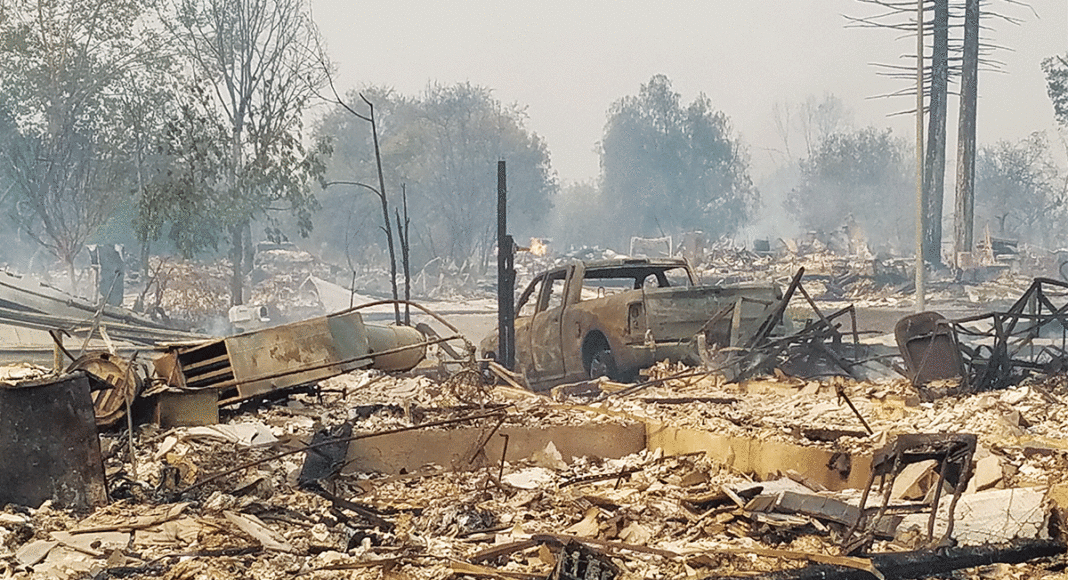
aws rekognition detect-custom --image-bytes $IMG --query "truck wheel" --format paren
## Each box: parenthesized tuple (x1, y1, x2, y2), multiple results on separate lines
(589, 349, 617, 380)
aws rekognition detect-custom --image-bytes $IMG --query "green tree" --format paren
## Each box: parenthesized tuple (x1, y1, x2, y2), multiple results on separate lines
(1042, 54, 1068, 128)
(135, 85, 230, 264)
(975, 133, 1064, 246)
(0, 0, 160, 289)
(787, 127, 913, 250)
(599, 74, 758, 246)
(111, 59, 185, 274)
(316, 82, 556, 268)
(159, 0, 330, 305)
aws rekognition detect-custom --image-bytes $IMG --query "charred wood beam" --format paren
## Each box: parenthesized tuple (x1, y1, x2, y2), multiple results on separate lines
(745, 267, 805, 351)
(497, 160, 516, 370)
(395, 185, 412, 325)
(722, 539, 1065, 580)
(305, 485, 394, 531)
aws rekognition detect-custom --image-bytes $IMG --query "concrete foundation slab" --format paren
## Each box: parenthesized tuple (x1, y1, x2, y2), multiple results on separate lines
(344, 422, 645, 475)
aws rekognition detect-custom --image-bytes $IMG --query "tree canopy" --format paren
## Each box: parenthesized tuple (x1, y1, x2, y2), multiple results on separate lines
(1042, 54, 1068, 129)
(153, 0, 331, 304)
(0, 0, 162, 286)
(975, 132, 1065, 247)
(599, 74, 758, 245)
(315, 82, 557, 267)
(787, 127, 913, 251)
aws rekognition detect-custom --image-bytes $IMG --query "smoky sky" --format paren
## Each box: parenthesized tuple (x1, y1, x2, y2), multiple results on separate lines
(310, 0, 1067, 184)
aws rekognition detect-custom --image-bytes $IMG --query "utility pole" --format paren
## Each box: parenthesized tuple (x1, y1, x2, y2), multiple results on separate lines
(914, 0, 926, 312)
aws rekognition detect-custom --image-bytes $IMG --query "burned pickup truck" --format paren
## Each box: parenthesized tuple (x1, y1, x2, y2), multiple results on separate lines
(481, 258, 781, 391)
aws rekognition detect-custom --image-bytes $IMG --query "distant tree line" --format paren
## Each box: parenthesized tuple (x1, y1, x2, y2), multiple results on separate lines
(0, 0, 329, 305)
(0, 0, 1063, 312)
(313, 83, 557, 271)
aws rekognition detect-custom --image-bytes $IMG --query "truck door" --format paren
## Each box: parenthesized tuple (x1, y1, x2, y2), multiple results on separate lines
(528, 269, 568, 382)
(559, 261, 586, 379)
(512, 274, 543, 376)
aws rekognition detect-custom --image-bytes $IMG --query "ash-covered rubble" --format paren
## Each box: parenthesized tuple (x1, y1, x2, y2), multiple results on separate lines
(4, 234, 1068, 579)
(3, 354, 1068, 579)
(99, 230, 1062, 333)
(134, 246, 503, 331)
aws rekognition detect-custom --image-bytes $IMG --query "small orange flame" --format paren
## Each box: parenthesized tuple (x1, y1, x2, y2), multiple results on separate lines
(529, 237, 548, 257)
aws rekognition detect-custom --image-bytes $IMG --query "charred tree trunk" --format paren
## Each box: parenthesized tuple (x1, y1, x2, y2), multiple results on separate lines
(140, 241, 150, 281)
(395, 185, 411, 326)
(229, 122, 244, 307)
(954, 0, 979, 266)
(230, 222, 244, 306)
(363, 96, 401, 326)
(922, 0, 949, 268)
(243, 221, 254, 276)
(65, 258, 77, 297)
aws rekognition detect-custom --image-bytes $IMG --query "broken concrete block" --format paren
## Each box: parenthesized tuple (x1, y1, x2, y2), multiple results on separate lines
(185, 422, 277, 447)
(34, 545, 96, 577)
(1046, 483, 1068, 532)
(50, 530, 130, 555)
(0, 513, 28, 527)
(502, 467, 555, 490)
(1001, 387, 1030, 406)
(891, 459, 938, 500)
(562, 507, 601, 537)
(619, 520, 653, 545)
(969, 455, 1003, 493)
(14, 539, 56, 566)
(646, 423, 874, 491)
(897, 487, 1048, 546)
(223, 511, 294, 552)
(346, 422, 644, 475)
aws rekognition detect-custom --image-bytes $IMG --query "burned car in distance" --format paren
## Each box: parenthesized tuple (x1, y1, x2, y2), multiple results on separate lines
(481, 257, 781, 391)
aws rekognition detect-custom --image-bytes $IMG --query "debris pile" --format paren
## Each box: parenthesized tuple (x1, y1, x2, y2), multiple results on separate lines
(4, 234, 1068, 579)
(3, 353, 1068, 579)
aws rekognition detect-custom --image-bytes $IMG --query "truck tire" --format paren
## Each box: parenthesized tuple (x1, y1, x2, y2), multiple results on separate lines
(589, 349, 617, 380)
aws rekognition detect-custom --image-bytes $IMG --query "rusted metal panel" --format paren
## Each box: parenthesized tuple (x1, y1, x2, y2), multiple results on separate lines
(155, 389, 219, 428)
(643, 285, 778, 346)
(0, 372, 107, 510)
(152, 350, 185, 387)
(157, 310, 427, 404)
(895, 311, 965, 386)
(226, 310, 372, 398)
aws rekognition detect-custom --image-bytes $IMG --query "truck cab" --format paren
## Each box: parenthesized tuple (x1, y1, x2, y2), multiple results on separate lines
(483, 258, 780, 391)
